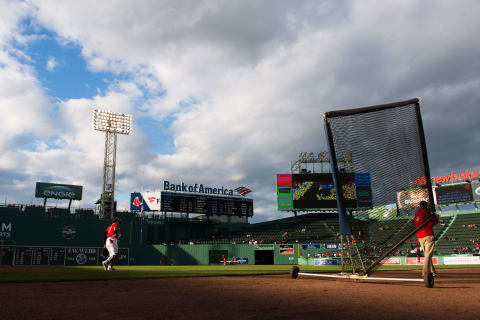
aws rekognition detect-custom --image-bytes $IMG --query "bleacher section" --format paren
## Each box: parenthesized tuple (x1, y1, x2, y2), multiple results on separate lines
(224, 213, 342, 244)
(436, 213, 480, 254)
(210, 211, 479, 258)
(388, 216, 452, 256)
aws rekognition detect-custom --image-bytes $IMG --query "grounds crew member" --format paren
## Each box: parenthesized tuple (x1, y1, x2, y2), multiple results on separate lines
(414, 201, 439, 277)
(103, 218, 121, 271)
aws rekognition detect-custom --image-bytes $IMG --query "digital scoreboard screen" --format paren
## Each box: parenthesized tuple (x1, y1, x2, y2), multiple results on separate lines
(276, 173, 372, 210)
(160, 191, 253, 216)
(434, 183, 473, 205)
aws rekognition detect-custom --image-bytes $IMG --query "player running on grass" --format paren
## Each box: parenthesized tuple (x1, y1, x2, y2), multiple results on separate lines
(103, 218, 121, 271)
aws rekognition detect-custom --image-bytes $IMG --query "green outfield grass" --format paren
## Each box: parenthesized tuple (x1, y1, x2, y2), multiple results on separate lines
(0, 265, 336, 283)
(0, 264, 478, 283)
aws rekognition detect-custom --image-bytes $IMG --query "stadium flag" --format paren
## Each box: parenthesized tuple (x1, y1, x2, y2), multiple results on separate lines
(235, 186, 252, 196)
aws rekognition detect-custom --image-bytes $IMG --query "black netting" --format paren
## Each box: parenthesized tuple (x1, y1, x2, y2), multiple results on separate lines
(325, 99, 433, 274)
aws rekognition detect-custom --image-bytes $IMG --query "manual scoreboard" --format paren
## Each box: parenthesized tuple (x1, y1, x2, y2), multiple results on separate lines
(131, 191, 253, 216)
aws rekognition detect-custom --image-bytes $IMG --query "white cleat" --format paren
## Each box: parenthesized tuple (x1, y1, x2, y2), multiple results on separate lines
(102, 261, 108, 271)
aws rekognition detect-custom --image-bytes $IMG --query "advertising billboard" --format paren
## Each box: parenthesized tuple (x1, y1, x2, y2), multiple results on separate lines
(314, 259, 339, 266)
(434, 183, 473, 204)
(279, 244, 294, 255)
(472, 181, 480, 202)
(276, 173, 372, 211)
(405, 257, 438, 265)
(35, 182, 83, 200)
(368, 203, 397, 219)
(130, 192, 160, 211)
(396, 188, 429, 209)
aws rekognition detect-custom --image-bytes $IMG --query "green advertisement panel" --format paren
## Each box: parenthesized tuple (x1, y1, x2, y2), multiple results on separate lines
(35, 182, 83, 200)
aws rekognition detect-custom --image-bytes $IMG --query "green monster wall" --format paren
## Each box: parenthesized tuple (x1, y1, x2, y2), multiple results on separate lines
(0, 215, 301, 265)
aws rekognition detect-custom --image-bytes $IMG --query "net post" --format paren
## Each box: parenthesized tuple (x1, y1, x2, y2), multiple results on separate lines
(414, 102, 436, 213)
(324, 115, 351, 235)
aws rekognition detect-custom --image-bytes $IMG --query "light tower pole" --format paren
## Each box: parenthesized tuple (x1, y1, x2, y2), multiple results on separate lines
(93, 109, 132, 219)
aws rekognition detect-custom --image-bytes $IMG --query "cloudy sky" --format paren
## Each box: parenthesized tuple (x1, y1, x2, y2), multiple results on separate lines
(0, 0, 479, 222)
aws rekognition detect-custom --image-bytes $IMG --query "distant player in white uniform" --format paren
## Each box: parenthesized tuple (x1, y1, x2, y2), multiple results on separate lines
(103, 218, 121, 271)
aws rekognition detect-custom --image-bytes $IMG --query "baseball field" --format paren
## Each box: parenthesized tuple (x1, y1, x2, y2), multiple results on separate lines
(1, 265, 480, 319)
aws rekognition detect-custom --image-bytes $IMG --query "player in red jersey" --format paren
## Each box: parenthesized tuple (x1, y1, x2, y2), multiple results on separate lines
(102, 218, 121, 271)
(414, 201, 439, 277)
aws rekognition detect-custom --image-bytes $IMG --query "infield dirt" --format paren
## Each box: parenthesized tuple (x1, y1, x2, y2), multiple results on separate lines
(2, 268, 480, 319)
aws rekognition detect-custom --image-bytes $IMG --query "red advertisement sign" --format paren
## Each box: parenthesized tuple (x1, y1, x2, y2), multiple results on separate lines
(277, 174, 292, 187)
(279, 244, 294, 255)
(405, 257, 438, 265)
(381, 258, 401, 265)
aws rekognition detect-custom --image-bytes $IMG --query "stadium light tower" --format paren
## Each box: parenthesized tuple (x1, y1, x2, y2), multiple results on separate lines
(93, 109, 132, 219)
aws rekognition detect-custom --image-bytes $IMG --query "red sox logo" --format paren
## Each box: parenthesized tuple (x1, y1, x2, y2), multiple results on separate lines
(132, 197, 142, 206)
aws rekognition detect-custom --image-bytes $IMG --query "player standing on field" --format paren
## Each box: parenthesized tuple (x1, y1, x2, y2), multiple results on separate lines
(414, 201, 439, 277)
(103, 218, 121, 271)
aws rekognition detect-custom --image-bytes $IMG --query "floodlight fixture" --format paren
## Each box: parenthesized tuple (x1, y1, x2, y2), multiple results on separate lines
(93, 109, 132, 135)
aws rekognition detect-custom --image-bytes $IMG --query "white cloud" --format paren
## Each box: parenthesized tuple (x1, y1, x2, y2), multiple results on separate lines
(46, 56, 57, 71)
(0, 0, 32, 45)
(0, 1, 479, 221)
(0, 37, 54, 153)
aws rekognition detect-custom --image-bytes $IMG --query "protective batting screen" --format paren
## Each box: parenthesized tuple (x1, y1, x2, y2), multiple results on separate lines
(324, 98, 435, 274)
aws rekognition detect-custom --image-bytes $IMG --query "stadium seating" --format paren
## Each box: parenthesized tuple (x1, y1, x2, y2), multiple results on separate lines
(223, 213, 342, 244)
(435, 212, 480, 254)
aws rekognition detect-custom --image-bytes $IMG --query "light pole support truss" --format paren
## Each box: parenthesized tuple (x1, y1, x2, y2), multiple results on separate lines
(100, 131, 117, 219)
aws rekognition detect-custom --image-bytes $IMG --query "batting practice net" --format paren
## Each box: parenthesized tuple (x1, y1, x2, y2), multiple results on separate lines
(324, 98, 435, 275)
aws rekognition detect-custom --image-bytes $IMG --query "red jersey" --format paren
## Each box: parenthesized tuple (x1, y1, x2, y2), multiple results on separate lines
(106, 222, 119, 238)
(414, 207, 438, 239)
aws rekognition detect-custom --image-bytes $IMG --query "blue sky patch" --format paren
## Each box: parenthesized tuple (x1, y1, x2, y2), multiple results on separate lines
(18, 20, 116, 100)
(137, 117, 175, 155)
